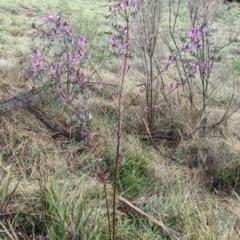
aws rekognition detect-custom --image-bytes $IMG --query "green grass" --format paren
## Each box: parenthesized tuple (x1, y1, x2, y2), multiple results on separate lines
(103, 136, 155, 198)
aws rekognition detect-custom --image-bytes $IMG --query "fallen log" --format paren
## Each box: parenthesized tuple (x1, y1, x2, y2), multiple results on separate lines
(0, 88, 41, 114)
(0, 81, 117, 115)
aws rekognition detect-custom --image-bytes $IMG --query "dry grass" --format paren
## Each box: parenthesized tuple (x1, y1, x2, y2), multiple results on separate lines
(0, 0, 240, 239)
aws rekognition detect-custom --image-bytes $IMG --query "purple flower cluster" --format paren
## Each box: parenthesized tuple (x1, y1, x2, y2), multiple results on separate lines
(166, 55, 174, 66)
(50, 63, 60, 78)
(188, 28, 200, 40)
(43, 13, 56, 23)
(110, 30, 130, 55)
(169, 82, 181, 91)
(32, 48, 42, 75)
(110, 35, 118, 45)
(109, 0, 140, 17)
(35, 13, 77, 42)
(192, 62, 211, 74)
(67, 53, 76, 66)
(109, 1, 140, 56)
(202, 64, 211, 74)
(31, 13, 86, 82)
(30, 13, 89, 141)
(76, 71, 85, 87)
(61, 21, 74, 38)
(166, 27, 212, 92)
(77, 37, 85, 49)
(193, 62, 199, 72)
(77, 37, 85, 60)
(186, 28, 201, 51)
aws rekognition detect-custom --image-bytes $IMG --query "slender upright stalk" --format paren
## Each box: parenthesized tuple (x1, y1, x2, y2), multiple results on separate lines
(112, 11, 130, 240)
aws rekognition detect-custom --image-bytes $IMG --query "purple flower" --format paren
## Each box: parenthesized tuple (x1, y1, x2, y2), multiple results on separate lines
(188, 28, 200, 40)
(183, 44, 191, 51)
(32, 60, 41, 72)
(51, 29, 59, 38)
(191, 39, 201, 50)
(77, 49, 84, 60)
(80, 106, 85, 113)
(77, 37, 85, 49)
(203, 64, 211, 74)
(193, 62, 199, 72)
(43, 13, 55, 23)
(119, 26, 127, 32)
(76, 71, 84, 87)
(117, 2, 122, 10)
(42, 30, 51, 39)
(77, 80, 84, 88)
(50, 63, 60, 77)
(60, 94, 67, 102)
(114, 46, 121, 54)
(80, 130, 87, 137)
(33, 48, 41, 59)
(124, 1, 129, 9)
(30, 29, 37, 37)
(123, 37, 130, 46)
(143, 107, 150, 113)
(67, 53, 75, 65)
(169, 82, 181, 90)
(166, 55, 174, 65)
(57, 84, 63, 92)
(98, 82, 103, 89)
(132, 0, 140, 8)
(68, 67, 74, 77)
(110, 35, 118, 45)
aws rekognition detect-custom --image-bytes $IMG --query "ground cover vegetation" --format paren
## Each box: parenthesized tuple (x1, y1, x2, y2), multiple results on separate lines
(0, 0, 240, 239)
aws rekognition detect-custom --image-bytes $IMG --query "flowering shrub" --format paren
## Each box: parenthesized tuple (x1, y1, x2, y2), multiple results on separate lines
(148, 24, 215, 118)
(30, 4, 142, 239)
(30, 13, 89, 139)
